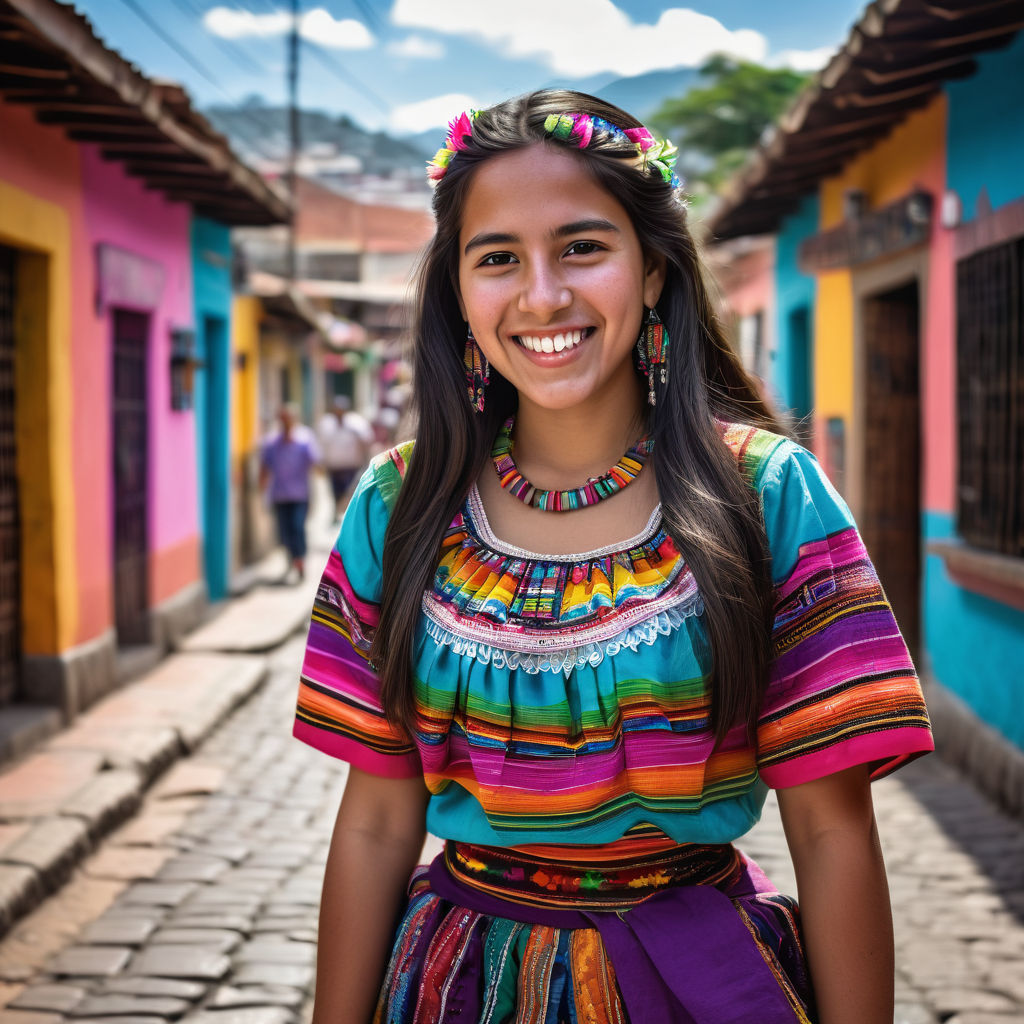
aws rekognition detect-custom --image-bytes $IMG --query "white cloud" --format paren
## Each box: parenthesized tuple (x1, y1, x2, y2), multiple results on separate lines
(203, 6, 374, 50)
(301, 9, 374, 49)
(389, 92, 477, 135)
(389, 0, 766, 77)
(768, 46, 835, 72)
(204, 7, 291, 39)
(388, 34, 444, 59)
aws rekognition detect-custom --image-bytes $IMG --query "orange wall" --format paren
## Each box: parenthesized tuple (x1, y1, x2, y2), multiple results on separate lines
(0, 103, 97, 651)
(814, 96, 953, 513)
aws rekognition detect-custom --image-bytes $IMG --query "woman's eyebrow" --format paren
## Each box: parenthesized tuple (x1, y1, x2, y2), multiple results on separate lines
(553, 218, 619, 238)
(464, 231, 519, 254)
(464, 219, 620, 255)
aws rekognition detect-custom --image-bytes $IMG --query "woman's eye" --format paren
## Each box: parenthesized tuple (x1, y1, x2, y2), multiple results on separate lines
(480, 252, 517, 267)
(565, 241, 602, 257)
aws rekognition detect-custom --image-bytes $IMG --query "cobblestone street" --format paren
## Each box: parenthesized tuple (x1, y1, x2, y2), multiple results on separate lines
(0, 571, 1022, 1024)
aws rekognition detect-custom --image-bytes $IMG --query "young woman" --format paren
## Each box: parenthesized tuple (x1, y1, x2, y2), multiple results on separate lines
(294, 90, 934, 1024)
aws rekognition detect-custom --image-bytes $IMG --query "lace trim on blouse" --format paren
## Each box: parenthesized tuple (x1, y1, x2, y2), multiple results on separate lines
(420, 591, 704, 675)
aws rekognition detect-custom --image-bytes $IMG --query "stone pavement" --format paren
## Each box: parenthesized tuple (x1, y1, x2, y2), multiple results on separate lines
(0, 556, 1022, 1022)
(0, 556, 319, 939)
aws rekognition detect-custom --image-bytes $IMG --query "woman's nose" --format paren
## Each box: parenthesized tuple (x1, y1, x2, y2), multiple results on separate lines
(517, 263, 571, 319)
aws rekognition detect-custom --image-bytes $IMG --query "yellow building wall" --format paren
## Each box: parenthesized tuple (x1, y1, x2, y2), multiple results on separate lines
(0, 180, 77, 654)
(231, 295, 261, 460)
(814, 98, 946, 430)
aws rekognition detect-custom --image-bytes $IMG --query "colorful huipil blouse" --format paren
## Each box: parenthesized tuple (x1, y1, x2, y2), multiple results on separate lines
(294, 424, 933, 854)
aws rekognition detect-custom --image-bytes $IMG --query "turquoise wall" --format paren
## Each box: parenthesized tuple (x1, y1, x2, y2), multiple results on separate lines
(928, 35, 1024, 751)
(923, 513, 1024, 749)
(191, 217, 232, 601)
(946, 31, 1024, 216)
(772, 195, 818, 418)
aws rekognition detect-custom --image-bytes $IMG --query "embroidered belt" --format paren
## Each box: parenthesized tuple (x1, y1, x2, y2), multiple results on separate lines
(444, 839, 742, 912)
(426, 841, 812, 1024)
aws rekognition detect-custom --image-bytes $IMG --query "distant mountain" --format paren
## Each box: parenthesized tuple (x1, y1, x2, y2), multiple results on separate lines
(542, 68, 701, 121)
(404, 127, 443, 158)
(203, 99, 431, 175)
(207, 70, 701, 180)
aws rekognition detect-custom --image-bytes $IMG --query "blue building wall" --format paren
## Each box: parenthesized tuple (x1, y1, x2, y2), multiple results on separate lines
(191, 217, 233, 601)
(946, 31, 1024, 217)
(926, 38, 1024, 751)
(772, 195, 819, 419)
(923, 514, 1024, 750)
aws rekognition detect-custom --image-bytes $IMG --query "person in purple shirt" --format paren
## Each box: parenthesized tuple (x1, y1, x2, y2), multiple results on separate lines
(259, 404, 320, 583)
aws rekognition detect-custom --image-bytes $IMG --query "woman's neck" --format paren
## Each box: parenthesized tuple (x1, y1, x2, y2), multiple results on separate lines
(511, 376, 648, 488)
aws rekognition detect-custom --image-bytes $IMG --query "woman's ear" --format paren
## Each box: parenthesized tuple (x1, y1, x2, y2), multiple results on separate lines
(643, 252, 667, 309)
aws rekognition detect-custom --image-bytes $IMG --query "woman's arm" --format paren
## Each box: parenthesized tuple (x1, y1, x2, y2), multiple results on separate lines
(776, 764, 893, 1024)
(312, 766, 430, 1024)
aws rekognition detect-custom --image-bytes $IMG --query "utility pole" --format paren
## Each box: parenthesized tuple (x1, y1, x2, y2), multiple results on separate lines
(286, 0, 300, 281)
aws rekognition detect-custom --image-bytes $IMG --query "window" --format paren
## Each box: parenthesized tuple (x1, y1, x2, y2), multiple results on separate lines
(956, 238, 1024, 557)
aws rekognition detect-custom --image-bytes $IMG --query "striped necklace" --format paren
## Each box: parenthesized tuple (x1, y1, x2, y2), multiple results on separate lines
(491, 416, 653, 512)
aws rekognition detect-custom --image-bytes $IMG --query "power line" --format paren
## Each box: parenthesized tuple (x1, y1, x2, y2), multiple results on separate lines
(347, 0, 379, 31)
(228, 0, 387, 113)
(112, 0, 282, 161)
(169, 0, 268, 77)
(302, 39, 389, 115)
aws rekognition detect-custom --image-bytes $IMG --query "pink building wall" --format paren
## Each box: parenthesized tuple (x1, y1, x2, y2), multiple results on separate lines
(1, 104, 202, 648)
(79, 146, 200, 606)
(921, 169, 956, 518)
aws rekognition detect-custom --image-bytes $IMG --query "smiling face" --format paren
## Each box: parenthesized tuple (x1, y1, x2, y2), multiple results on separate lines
(456, 144, 665, 418)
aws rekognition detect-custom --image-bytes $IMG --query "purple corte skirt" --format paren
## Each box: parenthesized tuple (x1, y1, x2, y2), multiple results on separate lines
(372, 840, 816, 1023)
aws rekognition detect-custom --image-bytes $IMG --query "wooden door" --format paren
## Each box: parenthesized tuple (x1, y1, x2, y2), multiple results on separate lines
(861, 281, 921, 655)
(112, 309, 150, 646)
(0, 246, 20, 704)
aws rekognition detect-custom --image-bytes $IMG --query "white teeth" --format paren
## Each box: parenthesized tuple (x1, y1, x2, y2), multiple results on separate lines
(516, 330, 587, 353)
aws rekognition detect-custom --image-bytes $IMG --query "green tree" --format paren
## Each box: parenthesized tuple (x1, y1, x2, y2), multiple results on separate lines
(652, 55, 810, 194)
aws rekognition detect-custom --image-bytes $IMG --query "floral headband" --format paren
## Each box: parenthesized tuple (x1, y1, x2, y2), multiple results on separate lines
(426, 108, 682, 189)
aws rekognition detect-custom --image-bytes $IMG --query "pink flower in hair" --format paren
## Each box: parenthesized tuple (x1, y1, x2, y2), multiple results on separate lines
(447, 111, 476, 152)
(571, 114, 594, 149)
(623, 127, 656, 151)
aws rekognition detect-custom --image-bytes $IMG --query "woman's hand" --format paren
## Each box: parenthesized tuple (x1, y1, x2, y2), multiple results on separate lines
(777, 764, 894, 1024)
(311, 767, 429, 1024)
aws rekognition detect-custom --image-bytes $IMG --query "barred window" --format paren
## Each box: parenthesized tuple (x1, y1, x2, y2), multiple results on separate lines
(956, 238, 1024, 557)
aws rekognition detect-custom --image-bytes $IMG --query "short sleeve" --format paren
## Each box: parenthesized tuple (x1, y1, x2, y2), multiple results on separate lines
(293, 463, 422, 778)
(755, 442, 933, 788)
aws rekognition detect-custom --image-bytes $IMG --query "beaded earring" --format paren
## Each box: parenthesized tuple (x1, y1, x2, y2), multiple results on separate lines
(637, 307, 669, 406)
(464, 326, 489, 413)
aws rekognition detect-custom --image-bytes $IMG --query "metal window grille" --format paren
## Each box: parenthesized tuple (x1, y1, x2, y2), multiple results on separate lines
(956, 238, 1024, 557)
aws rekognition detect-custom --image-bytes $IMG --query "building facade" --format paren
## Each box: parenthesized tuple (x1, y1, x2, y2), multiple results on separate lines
(0, 0, 286, 752)
(710, 2, 1024, 811)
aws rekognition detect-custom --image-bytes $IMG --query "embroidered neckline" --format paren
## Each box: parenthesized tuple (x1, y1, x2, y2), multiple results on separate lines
(466, 483, 663, 562)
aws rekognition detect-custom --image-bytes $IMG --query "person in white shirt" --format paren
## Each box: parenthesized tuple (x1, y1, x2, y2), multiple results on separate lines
(318, 396, 374, 522)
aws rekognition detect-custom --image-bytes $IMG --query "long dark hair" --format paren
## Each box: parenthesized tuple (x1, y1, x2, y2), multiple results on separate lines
(370, 89, 786, 745)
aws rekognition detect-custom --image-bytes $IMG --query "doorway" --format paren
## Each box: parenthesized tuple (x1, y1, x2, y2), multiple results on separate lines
(112, 309, 150, 646)
(0, 245, 20, 704)
(861, 281, 921, 655)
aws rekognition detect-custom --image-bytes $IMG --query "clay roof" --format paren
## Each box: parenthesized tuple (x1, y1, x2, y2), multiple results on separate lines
(709, 0, 1024, 240)
(294, 177, 435, 253)
(0, 0, 288, 225)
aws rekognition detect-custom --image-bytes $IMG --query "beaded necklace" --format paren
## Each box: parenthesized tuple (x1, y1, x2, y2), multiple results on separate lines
(491, 416, 653, 512)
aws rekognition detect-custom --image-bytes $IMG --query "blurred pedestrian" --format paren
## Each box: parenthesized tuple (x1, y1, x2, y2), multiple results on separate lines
(259, 403, 319, 583)
(294, 91, 933, 1023)
(367, 405, 401, 458)
(317, 395, 373, 524)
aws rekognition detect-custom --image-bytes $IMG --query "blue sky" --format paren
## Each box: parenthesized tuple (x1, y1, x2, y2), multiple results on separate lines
(73, 1, 867, 134)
